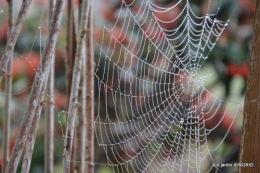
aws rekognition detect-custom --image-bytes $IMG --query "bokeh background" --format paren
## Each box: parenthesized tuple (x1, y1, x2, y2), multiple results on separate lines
(0, 0, 256, 172)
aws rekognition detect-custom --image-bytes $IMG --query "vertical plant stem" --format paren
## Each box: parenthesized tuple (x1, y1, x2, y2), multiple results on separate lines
(2, 0, 13, 172)
(5, 1, 67, 172)
(76, 51, 86, 173)
(0, 0, 33, 83)
(66, 1, 77, 172)
(76, 2, 87, 172)
(70, 119, 77, 173)
(62, 0, 91, 172)
(45, 0, 56, 172)
(85, 2, 94, 173)
(20, 83, 48, 173)
(238, 0, 260, 172)
(66, 0, 76, 103)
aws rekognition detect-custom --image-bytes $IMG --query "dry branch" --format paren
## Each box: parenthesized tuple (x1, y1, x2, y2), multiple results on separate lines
(5, 1, 67, 172)
(2, 0, 13, 172)
(238, 0, 260, 172)
(85, 2, 94, 173)
(0, 0, 33, 83)
(62, 0, 91, 172)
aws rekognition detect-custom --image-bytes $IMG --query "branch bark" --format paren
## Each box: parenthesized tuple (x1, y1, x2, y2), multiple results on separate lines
(2, 0, 13, 172)
(85, 2, 94, 173)
(62, 0, 91, 172)
(238, 0, 260, 172)
(5, 1, 67, 172)
(44, 0, 56, 172)
(0, 0, 33, 83)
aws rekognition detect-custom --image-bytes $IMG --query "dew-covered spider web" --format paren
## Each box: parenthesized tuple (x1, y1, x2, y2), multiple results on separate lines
(0, 0, 242, 172)
(91, 0, 240, 173)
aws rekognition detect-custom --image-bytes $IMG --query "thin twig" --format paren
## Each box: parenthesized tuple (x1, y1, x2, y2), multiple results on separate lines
(5, 1, 67, 172)
(85, 2, 94, 173)
(62, 0, 91, 172)
(45, 0, 56, 172)
(0, 0, 33, 83)
(2, 0, 13, 172)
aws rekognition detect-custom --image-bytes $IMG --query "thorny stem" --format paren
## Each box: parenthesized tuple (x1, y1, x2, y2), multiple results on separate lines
(62, 0, 91, 172)
(2, 0, 13, 172)
(0, 0, 33, 83)
(5, 0, 67, 172)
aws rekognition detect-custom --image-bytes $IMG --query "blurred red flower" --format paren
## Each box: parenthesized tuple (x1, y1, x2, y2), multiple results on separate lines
(227, 63, 248, 79)
(238, 0, 256, 15)
(12, 52, 40, 80)
(0, 20, 8, 41)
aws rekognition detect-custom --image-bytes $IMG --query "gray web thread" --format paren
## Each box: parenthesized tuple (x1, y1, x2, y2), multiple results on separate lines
(93, 0, 240, 173)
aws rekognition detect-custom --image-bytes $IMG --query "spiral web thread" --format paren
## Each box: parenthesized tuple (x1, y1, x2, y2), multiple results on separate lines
(91, 0, 240, 172)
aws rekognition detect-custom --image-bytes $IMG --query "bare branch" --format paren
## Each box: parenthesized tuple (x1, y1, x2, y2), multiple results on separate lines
(0, 0, 33, 83)
(44, 0, 56, 172)
(66, 0, 77, 104)
(62, 0, 91, 172)
(85, 2, 94, 173)
(2, 0, 13, 172)
(76, 63, 87, 173)
(76, 2, 87, 170)
(66, 1, 77, 172)
(5, 1, 67, 172)
(21, 86, 47, 173)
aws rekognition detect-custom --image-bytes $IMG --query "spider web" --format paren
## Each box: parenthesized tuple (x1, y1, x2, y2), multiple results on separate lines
(0, 0, 241, 172)
(92, 0, 239, 173)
